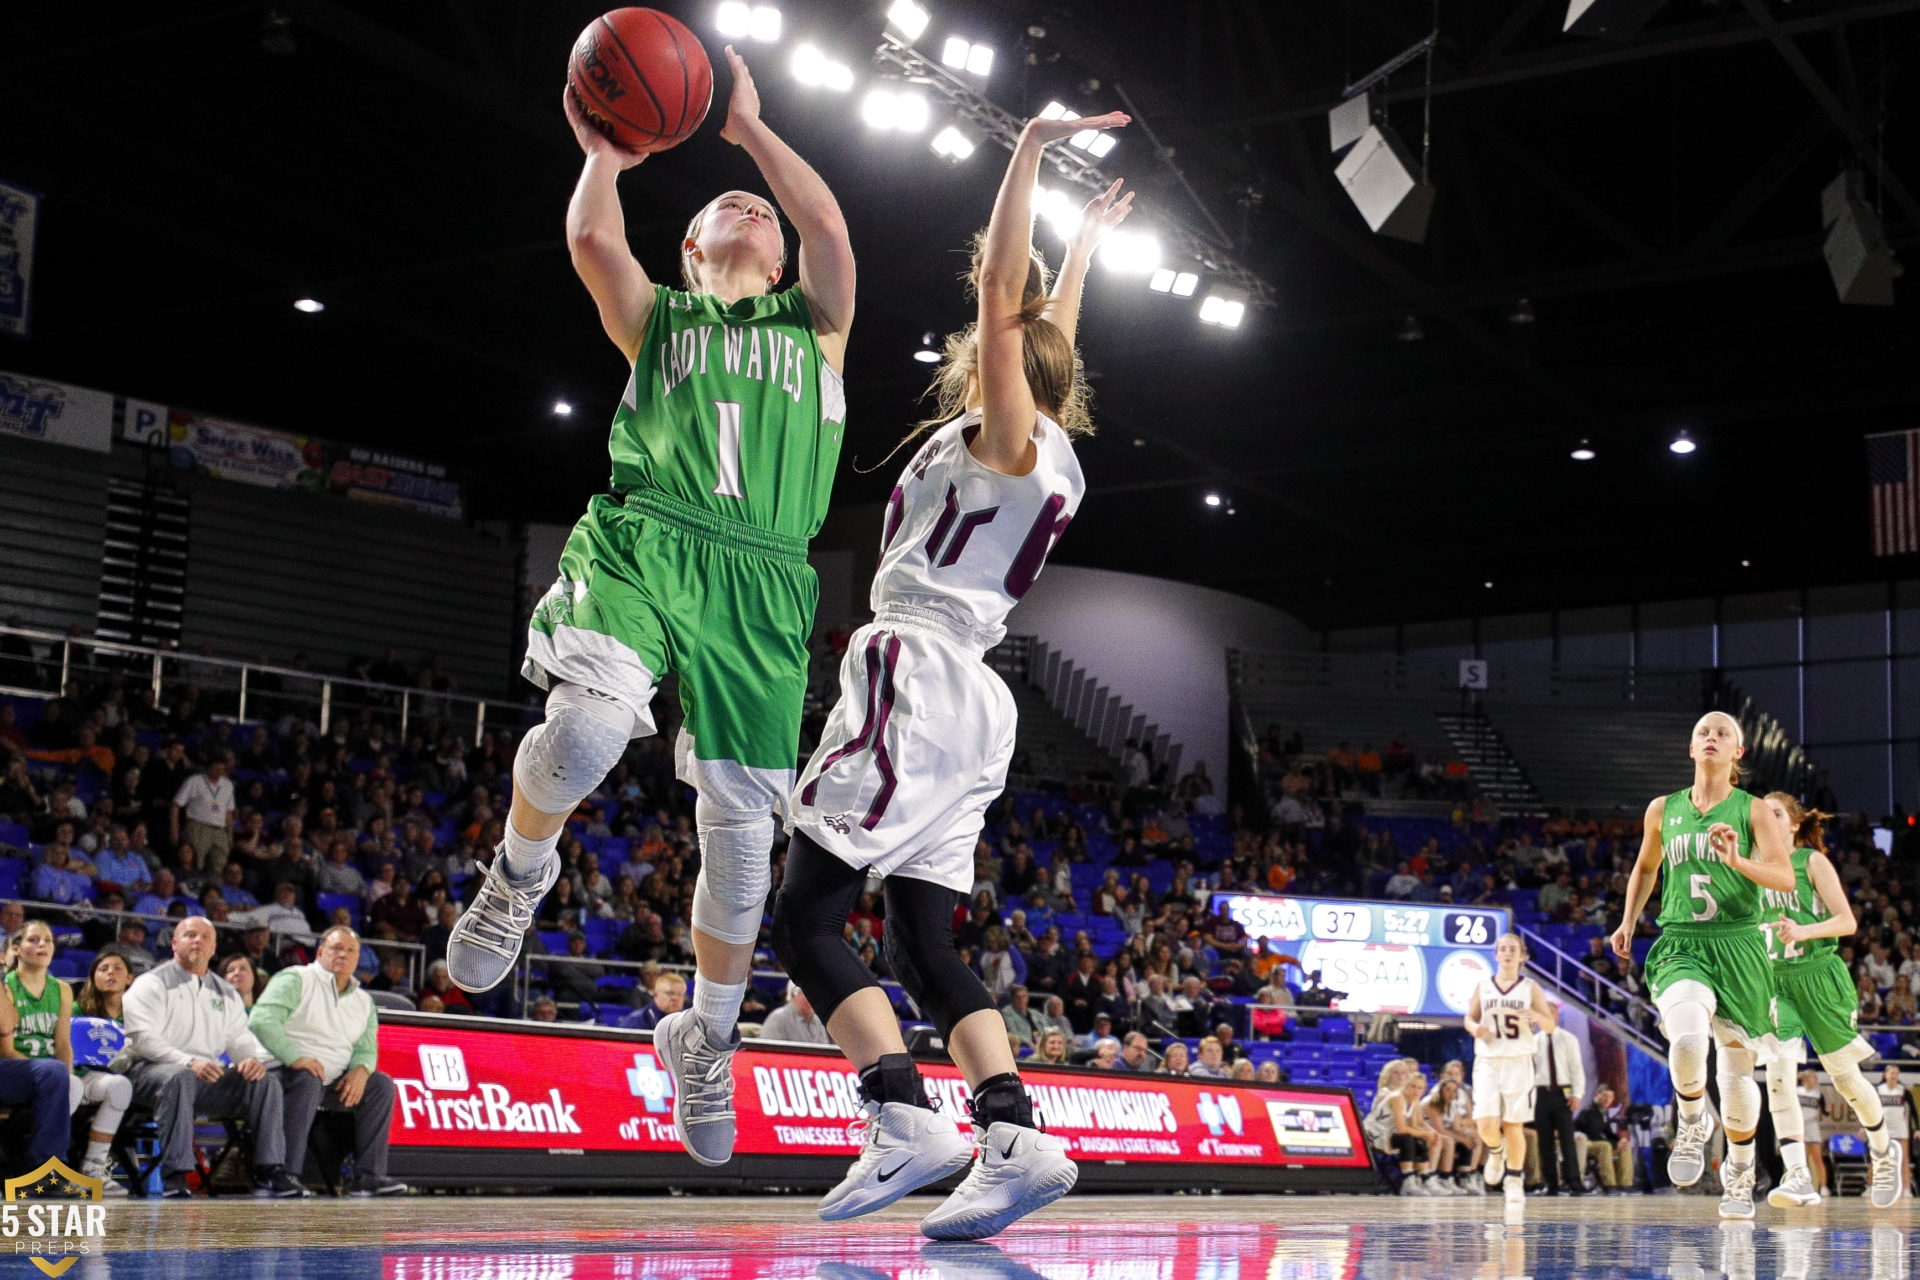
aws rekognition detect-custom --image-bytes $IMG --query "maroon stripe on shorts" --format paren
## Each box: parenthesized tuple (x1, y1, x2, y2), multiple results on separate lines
(799, 633, 885, 808)
(860, 634, 905, 830)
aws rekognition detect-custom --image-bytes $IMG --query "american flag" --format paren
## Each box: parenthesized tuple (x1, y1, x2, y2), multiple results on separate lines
(1868, 430, 1920, 557)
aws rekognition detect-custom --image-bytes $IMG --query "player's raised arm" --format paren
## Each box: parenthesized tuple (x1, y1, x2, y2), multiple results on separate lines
(717, 46, 854, 373)
(974, 112, 1128, 474)
(562, 87, 657, 362)
(1043, 179, 1135, 349)
(1610, 795, 1666, 960)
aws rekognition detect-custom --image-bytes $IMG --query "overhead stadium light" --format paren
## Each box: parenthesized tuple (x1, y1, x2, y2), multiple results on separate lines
(792, 43, 852, 91)
(1038, 101, 1077, 121)
(930, 125, 975, 161)
(717, 3, 779, 41)
(886, 0, 930, 41)
(1097, 230, 1160, 275)
(941, 37, 993, 76)
(862, 88, 929, 132)
(1669, 431, 1696, 455)
(1032, 185, 1081, 239)
(1198, 294, 1245, 328)
(1204, 492, 1223, 508)
(1570, 439, 1595, 461)
(293, 298, 324, 313)
(553, 400, 574, 417)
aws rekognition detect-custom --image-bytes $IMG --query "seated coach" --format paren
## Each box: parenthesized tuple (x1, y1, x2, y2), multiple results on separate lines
(250, 926, 407, 1197)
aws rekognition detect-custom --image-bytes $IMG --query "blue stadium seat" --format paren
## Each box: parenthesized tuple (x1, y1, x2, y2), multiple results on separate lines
(595, 974, 637, 992)
(601, 837, 631, 862)
(1320, 1017, 1354, 1042)
(0, 857, 23, 900)
(0, 821, 30, 848)
(583, 918, 620, 955)
(1291, 1025, 1325, 1044)
(317, 892, 362, 929)
(537, 930, 569, 954)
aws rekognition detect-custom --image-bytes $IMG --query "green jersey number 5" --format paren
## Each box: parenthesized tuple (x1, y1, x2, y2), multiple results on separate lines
(1688, 873, 1719, 923)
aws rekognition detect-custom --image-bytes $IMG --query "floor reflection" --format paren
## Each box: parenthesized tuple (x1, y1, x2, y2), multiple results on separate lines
(72, 1206, 1920, 1280)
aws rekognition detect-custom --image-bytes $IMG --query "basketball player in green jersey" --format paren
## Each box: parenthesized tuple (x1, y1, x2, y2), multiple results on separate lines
(1759, 791, 1905, 1207)
(448, 47, 854, 1168)
(1608, 711, 1799, 1214)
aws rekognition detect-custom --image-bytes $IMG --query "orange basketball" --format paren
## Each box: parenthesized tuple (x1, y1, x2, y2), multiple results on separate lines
(567, 8, 714, 153)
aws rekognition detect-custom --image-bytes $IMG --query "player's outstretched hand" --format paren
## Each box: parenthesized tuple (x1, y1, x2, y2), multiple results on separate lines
(1068, 178, 1137, 262)
(563, 85, 649, 169)
(1023, 109, 1131, 147)
(720, 45, 761, 145)
(1607, 923, 1633, 961)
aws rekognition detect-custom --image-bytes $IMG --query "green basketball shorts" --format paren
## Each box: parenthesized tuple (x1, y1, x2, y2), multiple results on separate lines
(1775, 953, 1875, 1065)
(1646, 921, 1781, 1051)
(524, 489, 818, 778)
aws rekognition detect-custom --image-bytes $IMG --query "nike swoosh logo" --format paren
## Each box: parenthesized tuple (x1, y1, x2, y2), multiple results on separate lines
(875, 1160, 911, 1183)
(1000, 1139, 1019, 1160)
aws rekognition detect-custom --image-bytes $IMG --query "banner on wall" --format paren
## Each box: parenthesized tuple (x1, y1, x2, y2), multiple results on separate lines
(376, 1020, 1370, 1169)
(0, 180, 38, 339)
(0, 370, 114, 452)
(165, 409, 463, 518)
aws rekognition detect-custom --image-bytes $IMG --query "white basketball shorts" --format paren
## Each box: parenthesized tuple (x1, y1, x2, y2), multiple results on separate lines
(788, 617, 1015, 895)
(1472, 1054, 1536, 1124)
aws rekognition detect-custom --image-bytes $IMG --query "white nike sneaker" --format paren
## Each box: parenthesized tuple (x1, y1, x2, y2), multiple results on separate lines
(1871, 1140, 1907, 1209)
(1483, 1146, 1506, 1188)
(920, 1122, 1078, 1240)
(80, 1154, 128, 1197)
(1503, 1176, 1524, 1207)
(445, 845, 558, 992)
(1399, 1174, 1430, 1196)
(1717, 1161, 1756, 1219)
(1668, 1106, 1717, 1187)
(652, 1009, 739, 1167)
(1767, 1163, 1821, 1208)
(818, 1101, 976, 1222)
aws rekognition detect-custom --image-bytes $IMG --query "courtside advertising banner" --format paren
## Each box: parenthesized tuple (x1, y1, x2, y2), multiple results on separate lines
(0, 180, 38, 339)
(376, 1020, 1369, 1170)
(0, 370, 114, 452)
(165, 408, 464, 518)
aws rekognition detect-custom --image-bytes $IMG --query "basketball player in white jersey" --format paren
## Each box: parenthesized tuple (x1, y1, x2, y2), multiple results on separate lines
(1466, 932, 1558, 1205)
(768, 110, 1131, 1241)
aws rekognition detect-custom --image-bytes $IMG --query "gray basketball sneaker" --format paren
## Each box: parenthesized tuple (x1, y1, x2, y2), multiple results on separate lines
(1871, 1140, 1907, 1209)
(1767, 1163, 1820, 1208)
(1668, 1106, 1717, 1187)
(1717, 1161, 1755, 1219)
(445, 845, 557, 993)
(653, 1009, 740, 1166)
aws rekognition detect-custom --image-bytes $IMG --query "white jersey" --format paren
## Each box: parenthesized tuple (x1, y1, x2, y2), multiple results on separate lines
(1474, 974, 1538, 1059)
(873, 409, 1085, 648)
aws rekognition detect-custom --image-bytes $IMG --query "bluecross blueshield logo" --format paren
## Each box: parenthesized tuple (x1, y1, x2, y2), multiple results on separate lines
(627, 1052, 675, 1114)
(1195, 1091, 1244, 1137)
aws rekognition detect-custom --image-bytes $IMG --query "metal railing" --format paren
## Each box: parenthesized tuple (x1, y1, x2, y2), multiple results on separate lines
(1519, 926, 1666, 1059)
(0, 623, 536, 745)
(9, 897, 429, 990)
(1230, 648, 1709, 709)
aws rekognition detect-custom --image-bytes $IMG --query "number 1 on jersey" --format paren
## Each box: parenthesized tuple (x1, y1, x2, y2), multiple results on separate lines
(712, 400, 745, 499)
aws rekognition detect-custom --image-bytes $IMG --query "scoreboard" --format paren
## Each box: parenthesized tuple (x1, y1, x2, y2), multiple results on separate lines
(1211, 893, 1510, 1018)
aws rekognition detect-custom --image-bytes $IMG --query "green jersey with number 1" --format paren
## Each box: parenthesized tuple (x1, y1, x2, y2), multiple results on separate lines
(1656, 786, 1762, 928)
(610, 285, 846, 541)
(1761, 848, 1840, 966)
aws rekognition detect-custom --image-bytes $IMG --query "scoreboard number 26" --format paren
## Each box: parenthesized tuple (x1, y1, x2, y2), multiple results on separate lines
(1445, 912, 1494, 945)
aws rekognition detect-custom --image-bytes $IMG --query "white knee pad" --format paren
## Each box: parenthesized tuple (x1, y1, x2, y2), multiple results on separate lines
(1717, 1041, 1762, 1135)
(512, 685, 640, 816)
(1766, 1057, 1805, 1141)
(691, 797, 776, 945)
(1664, 995, 1715, 1096)
(1829, 1059, 1886, 1128)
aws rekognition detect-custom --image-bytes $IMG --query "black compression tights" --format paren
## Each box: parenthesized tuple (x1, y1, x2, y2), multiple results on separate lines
(769, 832, 996, 1036)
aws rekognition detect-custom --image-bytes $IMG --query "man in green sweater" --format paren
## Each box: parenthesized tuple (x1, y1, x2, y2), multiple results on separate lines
(249, 927, 407, 1196)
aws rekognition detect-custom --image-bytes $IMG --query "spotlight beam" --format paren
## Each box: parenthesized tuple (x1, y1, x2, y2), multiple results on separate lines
(871, 33, 1276, 307)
